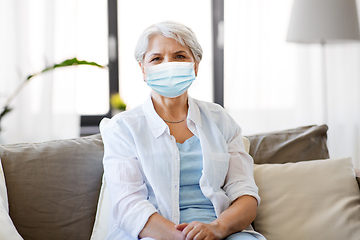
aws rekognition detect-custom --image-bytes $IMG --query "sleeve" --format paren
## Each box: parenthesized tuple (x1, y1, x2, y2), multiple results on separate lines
(100, 118, 158, 239)
(221, 113, 261, 206)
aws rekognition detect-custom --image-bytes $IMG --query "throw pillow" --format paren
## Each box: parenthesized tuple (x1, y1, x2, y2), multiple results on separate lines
(253, 157, 360, 240)
(90, 118, 111, 240)
(0, 158, 23, 240)
(90, 175, 111, 240)
(242, 136, 250, 154)
(246, 125, 329, 164)
(0, 134, 104, 240)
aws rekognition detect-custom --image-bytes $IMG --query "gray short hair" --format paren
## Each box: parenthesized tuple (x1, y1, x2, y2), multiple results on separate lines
(134, 21, 203, 63)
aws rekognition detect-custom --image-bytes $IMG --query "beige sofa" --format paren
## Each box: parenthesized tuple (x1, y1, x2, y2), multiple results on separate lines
(0, 125, 359, 240)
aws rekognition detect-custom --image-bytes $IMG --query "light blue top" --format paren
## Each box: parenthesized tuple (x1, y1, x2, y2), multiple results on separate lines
(177, 135, 217, 224)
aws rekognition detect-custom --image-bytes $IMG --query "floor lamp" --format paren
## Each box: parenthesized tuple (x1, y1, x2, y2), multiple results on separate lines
(286, 0, 360, 124)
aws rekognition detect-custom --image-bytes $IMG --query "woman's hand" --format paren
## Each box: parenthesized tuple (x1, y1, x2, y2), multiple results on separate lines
(174, 195, 258, 240)
(139, 213, 183, 240)
(175, 221, 225, 240)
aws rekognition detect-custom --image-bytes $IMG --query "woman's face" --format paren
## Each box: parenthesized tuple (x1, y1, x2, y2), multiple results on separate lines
(139, 35, 199, 80)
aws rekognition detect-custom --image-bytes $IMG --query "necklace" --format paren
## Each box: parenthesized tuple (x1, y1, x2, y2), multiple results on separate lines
(163, 116, 187, 123)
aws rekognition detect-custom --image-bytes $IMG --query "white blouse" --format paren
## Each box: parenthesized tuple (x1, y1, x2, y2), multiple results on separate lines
(100, 96, 261, 240)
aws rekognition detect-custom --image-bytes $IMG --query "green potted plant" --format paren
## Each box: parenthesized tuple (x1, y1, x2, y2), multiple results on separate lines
(110, 92, 127, 115)
(0, 57, 106, 132)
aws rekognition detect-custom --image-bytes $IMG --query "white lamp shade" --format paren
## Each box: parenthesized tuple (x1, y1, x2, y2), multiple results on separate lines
(287, 0, 360, 43)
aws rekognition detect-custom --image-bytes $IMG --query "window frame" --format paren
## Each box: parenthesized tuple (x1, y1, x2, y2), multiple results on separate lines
(80, 0, 119, 136)
(212, 0, 224, 107)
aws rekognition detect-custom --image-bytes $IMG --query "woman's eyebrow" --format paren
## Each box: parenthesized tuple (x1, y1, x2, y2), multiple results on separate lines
(174, 50, 189, 55)
(148, 53, 161, 57)
(146, 53, 162, 61)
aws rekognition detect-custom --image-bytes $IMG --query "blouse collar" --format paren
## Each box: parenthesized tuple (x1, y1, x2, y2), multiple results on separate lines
(142, 95, 202, 138)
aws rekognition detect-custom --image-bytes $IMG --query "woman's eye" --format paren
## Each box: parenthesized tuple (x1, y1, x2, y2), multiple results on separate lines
(176, 55, 186, 59)
(150, 57, 160, 62)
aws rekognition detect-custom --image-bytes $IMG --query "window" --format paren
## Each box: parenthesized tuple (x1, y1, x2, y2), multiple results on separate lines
(224, 0, 300, 135)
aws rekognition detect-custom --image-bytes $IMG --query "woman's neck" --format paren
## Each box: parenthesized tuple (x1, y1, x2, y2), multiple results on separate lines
(151, 91, 188, 122)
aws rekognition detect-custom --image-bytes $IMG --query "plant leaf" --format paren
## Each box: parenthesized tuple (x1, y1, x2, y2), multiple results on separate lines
(1, 57, 106, 125)
(0, 106, 12, 118)
(26, 58, 106, 81)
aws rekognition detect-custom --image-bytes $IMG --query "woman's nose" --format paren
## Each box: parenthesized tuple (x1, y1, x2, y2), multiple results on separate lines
(162, 55, 175, 63)
(162, 57, 170, 63)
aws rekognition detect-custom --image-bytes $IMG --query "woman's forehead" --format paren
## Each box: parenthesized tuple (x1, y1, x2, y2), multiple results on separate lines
(146, 35, 190, 54)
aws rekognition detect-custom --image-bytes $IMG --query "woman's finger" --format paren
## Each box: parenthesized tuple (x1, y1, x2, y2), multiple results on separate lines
(185, 226, 200, 240)
(181, 222, 200, 239)
(193, 230, 207, 240)
(175, 223, 189, 231)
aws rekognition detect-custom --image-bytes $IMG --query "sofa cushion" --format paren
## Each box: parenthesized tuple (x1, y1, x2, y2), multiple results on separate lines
(0, 134, 104, 240)
(246, 125, 329, 164)
(253, 157, 360, 240)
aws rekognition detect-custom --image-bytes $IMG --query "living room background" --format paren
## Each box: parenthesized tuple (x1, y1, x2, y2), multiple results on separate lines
(1, 0, 360, 168)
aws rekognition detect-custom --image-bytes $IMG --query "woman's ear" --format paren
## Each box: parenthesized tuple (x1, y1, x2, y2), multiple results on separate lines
(139, 62, 147, 81)
(194, 62, 199, 77)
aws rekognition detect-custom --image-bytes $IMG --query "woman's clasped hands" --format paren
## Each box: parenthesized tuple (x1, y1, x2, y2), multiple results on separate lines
(175, 221, 224, 240)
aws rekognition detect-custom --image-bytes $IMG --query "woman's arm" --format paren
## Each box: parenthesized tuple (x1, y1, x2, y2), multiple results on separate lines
(176, 195, 257, 240)
(102, 119, 161, 238)
(139, 213, 183, 240)
(213, 195, 257, 236)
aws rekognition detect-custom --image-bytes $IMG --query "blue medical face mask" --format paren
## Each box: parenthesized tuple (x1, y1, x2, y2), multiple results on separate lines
(145, 62, 196, 98)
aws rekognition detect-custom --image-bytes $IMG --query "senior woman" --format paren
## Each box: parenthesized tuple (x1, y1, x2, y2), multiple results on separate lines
(100, 21, 266, 240)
